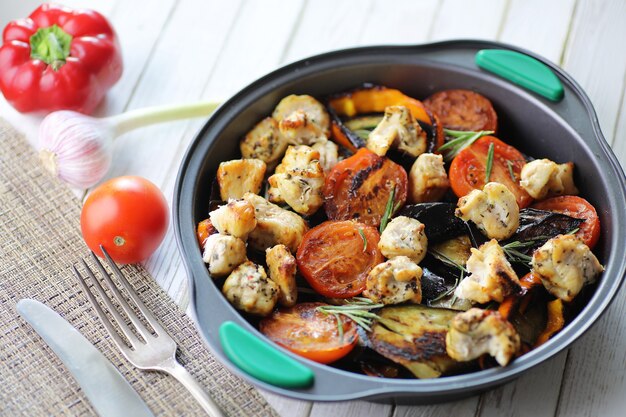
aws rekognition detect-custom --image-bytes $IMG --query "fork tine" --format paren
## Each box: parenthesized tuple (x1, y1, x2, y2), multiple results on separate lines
(73, 264, 141, 351)
(89, 252, 157, 341)
(99, 246, 167, 336)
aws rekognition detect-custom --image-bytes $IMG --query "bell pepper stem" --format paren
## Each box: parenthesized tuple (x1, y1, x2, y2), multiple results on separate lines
(109, 100, 223, 136)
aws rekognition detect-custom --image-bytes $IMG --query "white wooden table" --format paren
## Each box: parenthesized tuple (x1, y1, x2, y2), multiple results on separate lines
(2, 1, 625, 416)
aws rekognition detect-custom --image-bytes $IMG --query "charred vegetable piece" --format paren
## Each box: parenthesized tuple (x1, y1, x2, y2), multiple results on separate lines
(196, 218, 218, 248)
(260, 302, 358, 364)
(535, 299, 565, 347)
(502, 208, 584, 254)
(398, 203, 467, 244)
(531, 196, 600, 249)
(430, 235, 472, 268)
(449, 136, 532, 208)
(424, 89, 498, 132)
(324, 148, 408, 226)
(327, 85, 444, 153)
(368, 305, 462, 378)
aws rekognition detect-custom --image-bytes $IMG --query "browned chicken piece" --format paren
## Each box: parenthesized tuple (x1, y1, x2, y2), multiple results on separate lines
(520, 159, 578, 200)
(455, 182, 519, 240)
(408, 153, 450, 203)
(217, 158, 266, 200)
(367, 106, 427, 157)
(272, 95, 331, 145)
(532, 234, 603, 302)
(242, 192, 308, 253)
(209, 199, 256, 240)
(311, 138, 339, 172)
(202, 234, 247, 277)
(222, 261, 278, 316)
(268, 145, 325, 216)
(265, 244, 298, 307)
(240, 117, 288, 171)
(454, 239, 521, 304)
(446, 308, 520, 366)
(378, 216, 428, 264)
(363, 256, 423, 305)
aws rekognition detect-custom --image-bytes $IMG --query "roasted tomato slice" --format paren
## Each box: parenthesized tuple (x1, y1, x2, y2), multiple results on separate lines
(297, 220, 384, 298)
(260, 302, 358, 364)
(324, 148, 408, 225)
(531, 196, 600, 249)
(449, 136, 532, 208)
(424, 89, 498, 132)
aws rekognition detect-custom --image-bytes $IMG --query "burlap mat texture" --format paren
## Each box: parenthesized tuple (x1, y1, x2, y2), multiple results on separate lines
(0, 119, 278, 417)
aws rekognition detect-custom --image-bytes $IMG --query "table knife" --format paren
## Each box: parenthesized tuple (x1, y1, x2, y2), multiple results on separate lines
(16, 299, 154, 417)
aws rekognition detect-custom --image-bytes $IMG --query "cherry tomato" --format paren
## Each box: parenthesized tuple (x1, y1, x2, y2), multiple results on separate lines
(81, 176, 169, 264)
(260, 302, 358, 364)
(324, 148, 408, 226)
(297, 220, 383, 298)
(531, 195, 600, 249)
(424, 89, 498, 132)
(449, 136, 533, 208)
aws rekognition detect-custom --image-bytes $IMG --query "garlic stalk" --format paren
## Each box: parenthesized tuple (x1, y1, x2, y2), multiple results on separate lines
(38, 101, 221, 188)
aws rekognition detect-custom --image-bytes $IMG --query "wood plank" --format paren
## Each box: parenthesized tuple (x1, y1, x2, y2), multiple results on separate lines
(259, 390, 312, 417)
(282, 0, 374, 64)
(479, 352, 568, 417)
(203, 0, 306, 99)
(395, 397, 478, 417)
(94, 0, 179, 116)
(429, 0, 507, 41)
(359, 0, 440, 44)
(561, 0, 626, 142)
(498, 0, 576, 63)
(310, 401, 392, 417)
(608, 85, 626, 159)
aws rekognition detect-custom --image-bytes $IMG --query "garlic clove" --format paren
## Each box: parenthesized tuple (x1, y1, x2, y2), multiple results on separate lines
(38, 110, 115, 189)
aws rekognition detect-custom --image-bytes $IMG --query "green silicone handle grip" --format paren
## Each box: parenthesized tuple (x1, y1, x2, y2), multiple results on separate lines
(219, 321, 314, 388)
(475, 49, 564, 102)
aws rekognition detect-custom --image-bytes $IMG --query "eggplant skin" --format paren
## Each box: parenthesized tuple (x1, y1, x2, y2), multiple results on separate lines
(504, 208, 584, 252)
(398, 203, 467, 244)
(368, 305, 460, 378)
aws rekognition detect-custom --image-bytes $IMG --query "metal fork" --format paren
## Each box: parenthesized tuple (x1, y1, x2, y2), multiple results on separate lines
(73, 246, 225, 417)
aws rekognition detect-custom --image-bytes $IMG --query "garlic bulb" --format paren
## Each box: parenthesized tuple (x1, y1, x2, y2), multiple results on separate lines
(38, 111, 115, 189)
(38, 100, 222, 189)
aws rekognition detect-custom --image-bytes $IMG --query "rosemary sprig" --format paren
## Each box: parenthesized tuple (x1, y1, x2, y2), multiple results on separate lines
(317, 298, 383, 332)
(501, 240, 534, 264)
(358, 228, 368, 252)
(438, 129, 494, 162)
(428, 248, 467, 273)
(485, 142, 495, 182)
(429, 276, 460, 304)
(506, 160, 517, 182)
(379, 184, 396, 233)
(566, 227, 580, 235)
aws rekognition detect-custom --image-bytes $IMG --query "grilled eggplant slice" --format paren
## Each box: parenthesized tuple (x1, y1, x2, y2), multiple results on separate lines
(398, 203, 468, 244)
(368, 305, 462, 378)
(503, 208, 584, 253)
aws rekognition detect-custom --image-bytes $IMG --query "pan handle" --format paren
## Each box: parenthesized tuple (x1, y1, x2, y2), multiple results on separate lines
(219, 321, 315, 388)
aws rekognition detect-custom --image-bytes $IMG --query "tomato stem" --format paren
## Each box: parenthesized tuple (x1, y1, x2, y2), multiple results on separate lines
(113, 236, 125, 246)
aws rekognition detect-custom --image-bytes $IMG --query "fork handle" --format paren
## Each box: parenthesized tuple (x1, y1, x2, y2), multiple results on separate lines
(161, 358, 226, 417)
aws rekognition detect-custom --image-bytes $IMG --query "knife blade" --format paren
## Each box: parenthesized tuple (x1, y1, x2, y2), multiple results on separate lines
(16, 299, 154, 417)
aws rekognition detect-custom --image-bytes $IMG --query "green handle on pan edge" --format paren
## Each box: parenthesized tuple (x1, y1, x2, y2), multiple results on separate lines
(219, 321, 314, 388)
(475, 49, 564, 102)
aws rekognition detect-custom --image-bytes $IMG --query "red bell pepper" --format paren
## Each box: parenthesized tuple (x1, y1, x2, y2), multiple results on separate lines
(0, 3, 123, 114)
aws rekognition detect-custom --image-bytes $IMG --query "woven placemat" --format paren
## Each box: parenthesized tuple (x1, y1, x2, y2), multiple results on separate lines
(0, 119, 278, 417)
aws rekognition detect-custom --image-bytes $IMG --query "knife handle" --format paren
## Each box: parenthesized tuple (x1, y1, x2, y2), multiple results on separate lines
(159, 357, 226, 417)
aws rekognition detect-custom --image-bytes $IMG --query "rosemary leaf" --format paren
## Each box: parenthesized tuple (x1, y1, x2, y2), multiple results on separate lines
(379, 185, 396, 233)
(354, 129, 371, 140)
(439, 129, 494, 162)
(358, 228, 367, 252)
(333, 312, 344, 343)
(485, 142, 495, 182)
(429, 249, 467, 273)
(429, 276, 460, 303)
(507, 160, 517, 182)
(566, 227, 580, 235)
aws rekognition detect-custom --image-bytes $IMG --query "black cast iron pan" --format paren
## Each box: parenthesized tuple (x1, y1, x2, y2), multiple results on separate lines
(173, 40, 626, 403)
